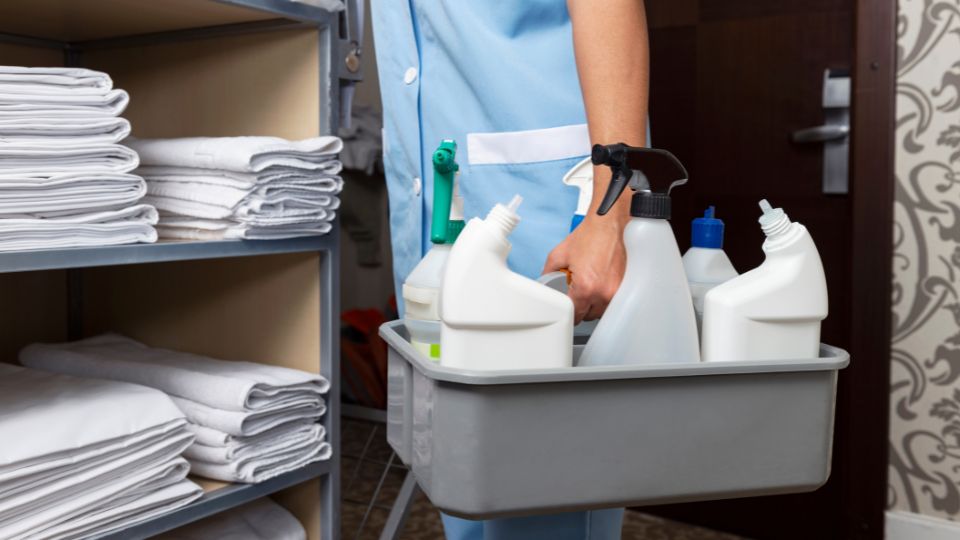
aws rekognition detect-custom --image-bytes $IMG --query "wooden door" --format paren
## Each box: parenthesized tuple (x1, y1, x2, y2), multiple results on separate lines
(641, 1, 894, 538)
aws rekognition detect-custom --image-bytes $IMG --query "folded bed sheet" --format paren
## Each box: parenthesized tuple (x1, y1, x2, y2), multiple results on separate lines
(0, 363, 185, 473)
(127, 136, 343, 173)
(0, 142, 139, 177)
(0, 116, 131, 145)
(0, 173, 146, 216)
(136, 164, 344, 188)
(0, 66, 114, 95)
(156, 217, 334, 241)
(0, 204, 158, 252)
(20, 333, 330, 412)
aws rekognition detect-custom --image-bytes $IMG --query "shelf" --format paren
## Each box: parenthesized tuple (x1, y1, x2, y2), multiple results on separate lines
(0, 0, 338, 46)
(0, 235, 336, 274)
(93, 461, 331, 539)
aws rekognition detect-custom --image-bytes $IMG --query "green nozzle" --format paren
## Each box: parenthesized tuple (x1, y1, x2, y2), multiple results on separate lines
(431, 140, 459, 244)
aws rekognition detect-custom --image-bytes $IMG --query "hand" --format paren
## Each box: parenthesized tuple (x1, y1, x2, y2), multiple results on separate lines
(543, 211, 628, 324)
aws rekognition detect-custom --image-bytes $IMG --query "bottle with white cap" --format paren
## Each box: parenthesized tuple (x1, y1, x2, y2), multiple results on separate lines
(701, 199, 828, 362)
(440, 195, 574, 371)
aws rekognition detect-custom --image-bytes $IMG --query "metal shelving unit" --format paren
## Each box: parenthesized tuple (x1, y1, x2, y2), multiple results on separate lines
(0, 0, 355, 538)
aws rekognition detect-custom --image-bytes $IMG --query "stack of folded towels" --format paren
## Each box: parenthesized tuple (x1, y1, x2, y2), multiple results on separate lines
(20, 334, 332, 484)
(0, 66, 157, 252)
(0, 363, 201, 540)
(125, 136, 343, 241)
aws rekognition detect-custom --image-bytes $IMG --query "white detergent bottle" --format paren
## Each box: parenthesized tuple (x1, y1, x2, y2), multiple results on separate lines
(440, 195, 574, 371)
(682, 206, 738, 334)
(701, 200, 828, 362)
(402, 140, 464, 361)
(578, 144, 700, 366)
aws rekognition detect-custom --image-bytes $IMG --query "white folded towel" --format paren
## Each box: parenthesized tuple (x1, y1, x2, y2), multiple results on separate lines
(20, 333, 330, 412)
(171, 396, 324, 437)
(137, 163, 344, 188)
(0, 116, 131, 145)
(126, 136, 343, 173)
(155, 497, 306, 540)
(0, 66, 114, 95)
(0, 173, 146, 216)
(188, 438, 332, 484)
(184, 423, 324, 464)
(0, 204, 158, 252)
(0, 142, 138, 177)
(0, 363, 184, 473)
(186, 420, 320, 448)
(156, 217, 333, 241)
(145, 177, 342, 218)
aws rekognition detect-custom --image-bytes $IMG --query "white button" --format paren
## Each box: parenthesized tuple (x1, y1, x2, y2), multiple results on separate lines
(403, 67, 418, 85)
(412, 177, 422, 195)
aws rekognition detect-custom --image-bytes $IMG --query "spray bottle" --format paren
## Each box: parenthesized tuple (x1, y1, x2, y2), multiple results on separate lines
(563, 156, 593, 232)
(577, 144, 700, 366)
(402, 140, 464, 361)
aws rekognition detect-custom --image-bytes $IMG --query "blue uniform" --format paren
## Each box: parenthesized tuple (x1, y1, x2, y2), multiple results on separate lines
(371, 1, 624, 538)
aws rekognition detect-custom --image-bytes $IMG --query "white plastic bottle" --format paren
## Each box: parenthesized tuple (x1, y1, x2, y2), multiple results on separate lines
(440, 195, 574, 371)
(402, 140, 464, 361)
(681, 206, 738, 334)
(701, 200, 828, 362)
(578, 144, 700, 366)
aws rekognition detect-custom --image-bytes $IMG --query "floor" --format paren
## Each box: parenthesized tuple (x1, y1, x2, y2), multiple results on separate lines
(340, 417, 747, 540)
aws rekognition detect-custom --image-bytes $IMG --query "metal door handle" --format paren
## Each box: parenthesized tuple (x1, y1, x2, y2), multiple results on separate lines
(791, 124, 849, 143)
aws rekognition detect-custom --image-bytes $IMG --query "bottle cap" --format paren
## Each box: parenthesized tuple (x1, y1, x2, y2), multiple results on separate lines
(691, 206, 724, 248)
(631, 192, 671, 220)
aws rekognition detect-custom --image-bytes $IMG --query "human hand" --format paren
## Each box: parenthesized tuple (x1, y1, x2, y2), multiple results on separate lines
(543, 210, 628, 324)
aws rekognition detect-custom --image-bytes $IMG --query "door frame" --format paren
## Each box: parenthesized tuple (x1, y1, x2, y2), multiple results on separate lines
(845, 0, 896, 537)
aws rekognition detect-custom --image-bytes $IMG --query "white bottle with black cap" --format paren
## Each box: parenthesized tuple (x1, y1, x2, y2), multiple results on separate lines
(701, 200, 828, 362)
(577, 144, 700, 366)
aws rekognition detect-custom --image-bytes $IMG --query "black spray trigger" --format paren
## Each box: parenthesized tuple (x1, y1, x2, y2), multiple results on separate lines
(592, 143, 689, 219)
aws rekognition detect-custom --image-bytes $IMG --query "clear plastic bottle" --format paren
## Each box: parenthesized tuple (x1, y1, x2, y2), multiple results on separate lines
(402, 140, 464, 361)
(681, 206, 738, 334)
(701, 200, 828, 362)
(578, 144, 700, 366)
(440, 196, 574, 371)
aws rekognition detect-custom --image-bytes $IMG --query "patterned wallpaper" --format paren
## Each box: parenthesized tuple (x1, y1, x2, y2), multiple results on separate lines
(889, 0, 960, 519)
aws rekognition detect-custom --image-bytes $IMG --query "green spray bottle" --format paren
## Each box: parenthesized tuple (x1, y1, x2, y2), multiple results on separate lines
(402, 139, 464, 361)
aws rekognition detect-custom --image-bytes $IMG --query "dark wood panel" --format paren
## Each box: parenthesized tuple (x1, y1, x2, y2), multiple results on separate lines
(842, 0, 897, 536)
(646, 0, 698, 29)
(700, 0, 851, 21)
(641, 0, 875, 537)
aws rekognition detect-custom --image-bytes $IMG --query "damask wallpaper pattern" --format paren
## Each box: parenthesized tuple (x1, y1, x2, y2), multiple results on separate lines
(889, 0, 960, 519)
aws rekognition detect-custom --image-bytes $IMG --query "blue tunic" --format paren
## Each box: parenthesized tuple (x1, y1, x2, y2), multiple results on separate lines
(372, 1, 623, 538)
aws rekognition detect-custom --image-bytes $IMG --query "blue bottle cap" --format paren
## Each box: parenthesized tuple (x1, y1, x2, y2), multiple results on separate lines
(691, 206, 725, 249)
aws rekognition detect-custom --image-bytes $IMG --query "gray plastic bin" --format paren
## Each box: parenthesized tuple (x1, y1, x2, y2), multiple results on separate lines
(380, 320, 849, 519)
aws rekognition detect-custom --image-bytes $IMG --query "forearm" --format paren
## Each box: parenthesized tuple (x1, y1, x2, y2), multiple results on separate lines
(568, 0, 649, 221)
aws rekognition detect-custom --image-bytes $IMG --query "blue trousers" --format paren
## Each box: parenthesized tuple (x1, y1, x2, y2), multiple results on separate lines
(441, 509, 624, 540)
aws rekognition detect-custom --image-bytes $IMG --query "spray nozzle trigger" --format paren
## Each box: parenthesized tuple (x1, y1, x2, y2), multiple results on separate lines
(592, 143, 689, 216)
(431, 140, 460, 244)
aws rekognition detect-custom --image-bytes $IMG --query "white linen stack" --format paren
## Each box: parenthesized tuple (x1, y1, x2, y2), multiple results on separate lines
(0, 363, 201, 540)
(125, 136, 343, 240)
(156, 497, 305, 540)
(20, 334, 332, 484)
(0, 66, 156, 251)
